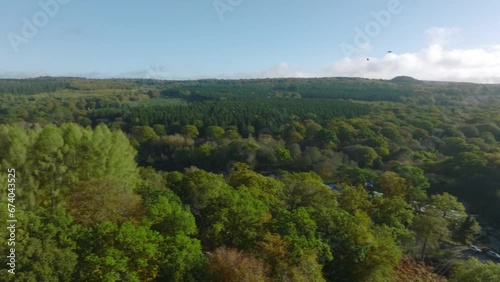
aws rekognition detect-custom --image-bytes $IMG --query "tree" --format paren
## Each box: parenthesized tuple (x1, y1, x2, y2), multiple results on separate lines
(391, 165, 429, 202)
(450, 257, 500, 282)
(285, 130, 304, 143)
(440, 137, 476, 155)
(130, 125, 157, 143)
(412, 213, 450, 260)
(29, 124, 66, 211)
(224, 129, 241, 140)
(322, 211, 401, 282)
(379, 171, 408, 199)
(300, 146, 323, 169)
(205, 189, 270, 250)
(335, 165, 378, 187)
(370, 197, 414, 242)
(269, 207, 331, 265)
(442, 152, 487, 177)
(207, 247, 270, 282)
(144, 191, 195, 233)
(65, 177, 143, 227)
(159, 234, 206, 282)
(275, 147, 292, 162)
(315, 129, 339, 145)
(456, 215, 480, 245)
(0, 123, 139, 212)
(152, 124, 167, 136)
(280, 172, 338, 211)
(256, 233, 291, 280)
(0, 208, 79, 282)
(70, 124, 139, 191)
(335, 122, 357, 143)
(182, 125, 200, 137)
(304, 119, 322, 139)
(171, 168, 232, 214)
(338, 185, 372, 215)
(74, 221, 164, 282)
(206, 126, 225, 139)
(229, 162, 285, 209)
(173, 168, 270, 250)
(137, 180, 205, 281)
(430, 192, 466, 219)
(344, 145, 379, 168)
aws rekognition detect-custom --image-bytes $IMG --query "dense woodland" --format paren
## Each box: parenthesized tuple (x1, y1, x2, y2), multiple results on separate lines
(1, 76, 500, 281)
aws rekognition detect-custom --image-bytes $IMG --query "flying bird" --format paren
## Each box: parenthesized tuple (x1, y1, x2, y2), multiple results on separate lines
(366, 58, 370, 61)
(387, 51, 392, 53)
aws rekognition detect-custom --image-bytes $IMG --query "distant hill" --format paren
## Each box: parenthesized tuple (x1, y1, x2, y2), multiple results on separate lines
(1, 76, 499, 104)
(390, 76, 421, 84)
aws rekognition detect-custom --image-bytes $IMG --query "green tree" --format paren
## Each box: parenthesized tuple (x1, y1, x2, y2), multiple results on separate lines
(131, 125, 158, 143)
(206, 126, 225, 139)
(304, 119, 322, 139)
(442, 152, 488, 177)
(456, 215, 481, 245)
(152, 124, 167, 136)
(335, 165, 378, 187)
(315, 129, 339, 145)
(269, 207, 332, 264)
(275, 147, 292, 162)
(391, 165, 429, 202)
(75, 221, 164, 282)
(370, 197, 414, 242)
(430, 192, 466, 219)
(379, 171, 408, 199)
(338, 185, 372, 215)
(323, 211, 401, 282)
(440, 137, 476, 155)
(182, 125, 200, 137)
(280, 172, 338, 211)
(344, 145, 379, 168)
(204, 189, 270, 250)
(0, 208, 79, 282)
(137, 179, 205, 281)
(229, 162, 285, 209)
(450, 257, 500, 282)
(173, 168, 270, 250)
(412, 213, 450, 260)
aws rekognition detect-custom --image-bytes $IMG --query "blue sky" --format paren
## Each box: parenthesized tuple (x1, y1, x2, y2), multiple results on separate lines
(1, 0, 500, 82)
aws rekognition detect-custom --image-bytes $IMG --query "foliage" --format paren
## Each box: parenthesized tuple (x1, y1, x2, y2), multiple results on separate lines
(450, 257, 500, 282)
(2, 76, 500, 281)
(206, 247, 270, 282)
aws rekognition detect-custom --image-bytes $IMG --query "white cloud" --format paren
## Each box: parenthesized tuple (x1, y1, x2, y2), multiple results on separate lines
(325, 27, 500, 83)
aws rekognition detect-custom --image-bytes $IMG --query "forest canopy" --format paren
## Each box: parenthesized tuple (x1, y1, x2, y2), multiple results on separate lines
(1, 76, 500, 281)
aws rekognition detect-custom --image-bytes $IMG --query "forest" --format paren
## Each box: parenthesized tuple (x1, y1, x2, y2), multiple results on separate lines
(1, 76, 500, 281)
